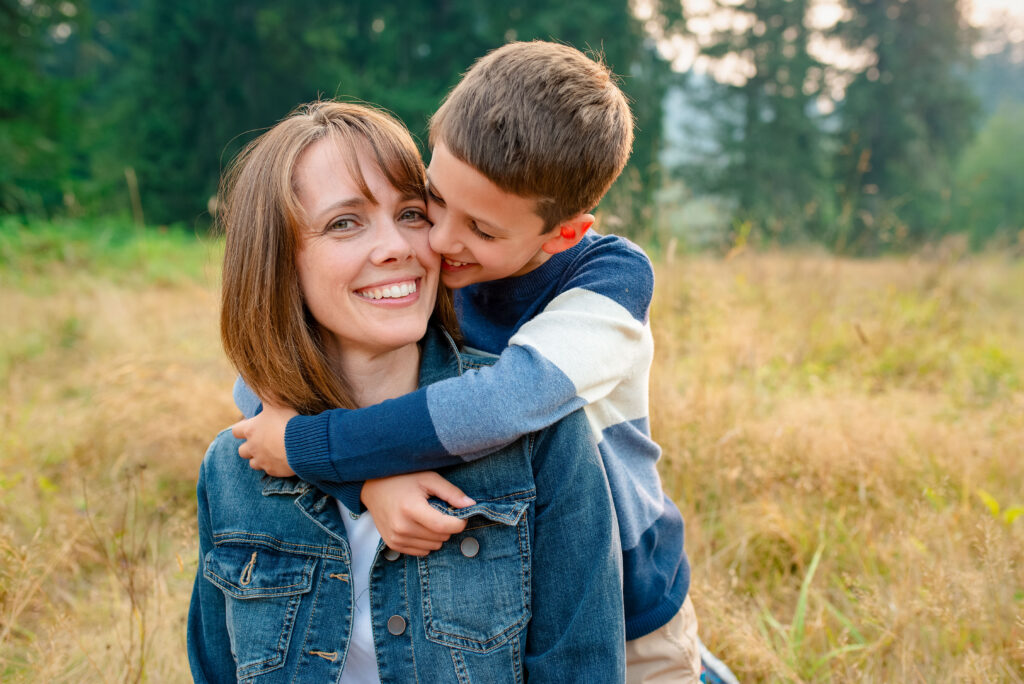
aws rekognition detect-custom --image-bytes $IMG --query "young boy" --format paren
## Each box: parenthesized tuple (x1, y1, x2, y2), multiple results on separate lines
(234, 41, 719, 682)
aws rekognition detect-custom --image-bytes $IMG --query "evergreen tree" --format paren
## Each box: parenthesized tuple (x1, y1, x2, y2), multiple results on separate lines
(0, 0, 82, 214)
(676, 0, 831, 242)
(831, 0, 977, 249)
(954, 102, 1024, 245)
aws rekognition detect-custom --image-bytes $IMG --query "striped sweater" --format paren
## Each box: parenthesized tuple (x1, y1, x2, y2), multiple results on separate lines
(240, 232, 690, 640)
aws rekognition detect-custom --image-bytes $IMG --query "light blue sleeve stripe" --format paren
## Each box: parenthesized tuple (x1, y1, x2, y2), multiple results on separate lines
(595, 417, 665, 550)
(427, 344, 587, 455)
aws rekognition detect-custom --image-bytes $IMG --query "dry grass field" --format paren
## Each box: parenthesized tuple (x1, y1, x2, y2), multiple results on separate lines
(1, 222, 1022, 682)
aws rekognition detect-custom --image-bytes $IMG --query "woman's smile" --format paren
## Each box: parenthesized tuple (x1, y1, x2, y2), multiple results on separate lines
(354, 277, 421, 301)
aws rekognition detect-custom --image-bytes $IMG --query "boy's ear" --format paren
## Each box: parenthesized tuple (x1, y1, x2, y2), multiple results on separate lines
(541, 213, 595, 255)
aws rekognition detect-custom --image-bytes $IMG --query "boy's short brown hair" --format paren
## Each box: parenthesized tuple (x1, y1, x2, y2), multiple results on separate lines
(430, 41, 634, 232)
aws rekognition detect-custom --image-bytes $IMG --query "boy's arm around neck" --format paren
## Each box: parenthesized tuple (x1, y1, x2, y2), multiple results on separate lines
(281, 236, 656, 486)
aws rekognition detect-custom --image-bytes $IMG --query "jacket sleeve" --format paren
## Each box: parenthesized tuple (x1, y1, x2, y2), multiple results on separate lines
(186, 458, 238, 683)
(524, 410, 626, 681)
(283, 244, 655, 489)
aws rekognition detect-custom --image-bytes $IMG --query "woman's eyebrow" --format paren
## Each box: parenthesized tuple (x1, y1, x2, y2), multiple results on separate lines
(398, 190, 427, 203)
(315, 197, 367, 216)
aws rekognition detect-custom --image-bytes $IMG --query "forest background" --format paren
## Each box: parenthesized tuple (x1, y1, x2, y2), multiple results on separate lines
(2, 0, 1023, 681)
(4, 0, 1023, 249)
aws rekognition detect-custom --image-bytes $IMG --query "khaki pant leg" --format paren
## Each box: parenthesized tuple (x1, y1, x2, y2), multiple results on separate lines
(624, 595, 701, 684)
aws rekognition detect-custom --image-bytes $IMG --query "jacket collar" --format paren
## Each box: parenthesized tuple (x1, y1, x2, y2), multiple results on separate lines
(261, 474, 312, 496)
(417, 323, 464, 386)
(260, 323, 463, 498)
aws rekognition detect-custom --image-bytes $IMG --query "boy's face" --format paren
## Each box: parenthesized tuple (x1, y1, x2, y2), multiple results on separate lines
(425, 142, 557, 289)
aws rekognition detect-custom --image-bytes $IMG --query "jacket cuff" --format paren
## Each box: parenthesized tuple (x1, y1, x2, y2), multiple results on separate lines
(285, 413, 339, 483)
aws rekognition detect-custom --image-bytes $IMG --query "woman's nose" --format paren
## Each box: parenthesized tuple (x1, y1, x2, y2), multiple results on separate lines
(372, 221, 415, 264)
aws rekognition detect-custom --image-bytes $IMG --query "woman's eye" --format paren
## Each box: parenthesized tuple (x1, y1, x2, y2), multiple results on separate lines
(328, 216, 358, 232)
(400, 208, 430, 225)
(470, 222, 495, 241)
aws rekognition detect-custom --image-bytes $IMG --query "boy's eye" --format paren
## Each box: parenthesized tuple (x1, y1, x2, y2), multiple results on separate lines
(470, 221, 495, 241)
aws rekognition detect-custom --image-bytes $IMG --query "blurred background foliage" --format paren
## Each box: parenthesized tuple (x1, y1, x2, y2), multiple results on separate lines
(2, 0, 1022, 253)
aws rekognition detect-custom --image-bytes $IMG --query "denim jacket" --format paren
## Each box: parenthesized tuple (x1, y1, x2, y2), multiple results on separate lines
(187, 326, 625, 682)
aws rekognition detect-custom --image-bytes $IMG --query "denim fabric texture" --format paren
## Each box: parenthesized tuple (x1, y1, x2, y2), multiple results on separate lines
(187, 327, 626, 682)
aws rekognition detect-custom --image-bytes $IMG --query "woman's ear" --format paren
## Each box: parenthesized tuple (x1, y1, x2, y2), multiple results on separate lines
(541, 213, 595, 255)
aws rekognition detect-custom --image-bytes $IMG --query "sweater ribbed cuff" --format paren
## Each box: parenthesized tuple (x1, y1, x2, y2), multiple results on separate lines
(319, 481, 366, 514)
(625, 593, 687, 641)
(285, 413, 339, 483)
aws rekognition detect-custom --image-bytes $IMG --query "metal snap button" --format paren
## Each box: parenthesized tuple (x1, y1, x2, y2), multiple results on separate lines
(387, 615, 406, 636)
(460, 536, 480, 558)
(383, 547, 400, 562)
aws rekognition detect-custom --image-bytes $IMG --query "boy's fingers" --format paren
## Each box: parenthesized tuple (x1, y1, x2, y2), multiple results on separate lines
(412, 503, 467, 536)
(230, 419, 250, 440)
(408, 523, 454, 543)
(421, 472, 475, 509)
(385, 536, 445, 557)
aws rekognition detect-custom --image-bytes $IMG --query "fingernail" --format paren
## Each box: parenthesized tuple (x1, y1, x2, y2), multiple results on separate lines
(460, 497, 476, 507)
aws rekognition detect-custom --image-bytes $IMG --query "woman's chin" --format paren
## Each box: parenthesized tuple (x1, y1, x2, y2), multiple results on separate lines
(342, 321, 431, 358)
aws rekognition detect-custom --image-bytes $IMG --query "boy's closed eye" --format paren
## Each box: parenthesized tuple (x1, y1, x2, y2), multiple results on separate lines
(426, 184, 446, 208)
(469, 220, 495, 241)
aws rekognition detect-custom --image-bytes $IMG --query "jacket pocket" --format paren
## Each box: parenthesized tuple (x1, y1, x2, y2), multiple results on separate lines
(418, 498, 533, 653)
(204, 544, 317, 679)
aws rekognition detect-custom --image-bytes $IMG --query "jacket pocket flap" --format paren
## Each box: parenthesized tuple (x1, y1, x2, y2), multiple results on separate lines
(204, 545, 316, 599)
(429, 498, 531, 527)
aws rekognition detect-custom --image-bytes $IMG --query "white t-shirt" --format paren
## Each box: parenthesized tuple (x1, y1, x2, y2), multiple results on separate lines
(338, 502, 383, 684)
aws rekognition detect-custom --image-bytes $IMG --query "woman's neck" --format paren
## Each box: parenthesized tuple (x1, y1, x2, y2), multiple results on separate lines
(330, 342, 421, 408)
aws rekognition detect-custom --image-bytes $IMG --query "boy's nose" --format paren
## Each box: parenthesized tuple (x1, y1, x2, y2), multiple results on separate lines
(428, 215, 462, 254)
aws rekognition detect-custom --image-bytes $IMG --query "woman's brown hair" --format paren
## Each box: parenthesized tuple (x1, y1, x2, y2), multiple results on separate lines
(219, 100, 459, 414)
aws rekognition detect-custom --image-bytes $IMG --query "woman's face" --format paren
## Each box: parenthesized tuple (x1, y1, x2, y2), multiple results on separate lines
(293, 138, 439, 362)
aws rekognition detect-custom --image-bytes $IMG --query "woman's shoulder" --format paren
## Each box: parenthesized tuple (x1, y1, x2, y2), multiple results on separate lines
(200, 429, 262, 488)
(203, 428, 246, 467)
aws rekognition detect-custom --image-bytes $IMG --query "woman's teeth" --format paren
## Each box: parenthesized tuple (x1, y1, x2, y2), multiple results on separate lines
(358, 281, 417, 300)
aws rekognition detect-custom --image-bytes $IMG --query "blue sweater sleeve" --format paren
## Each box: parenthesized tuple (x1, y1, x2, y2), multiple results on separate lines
(285, 344, 586, 483)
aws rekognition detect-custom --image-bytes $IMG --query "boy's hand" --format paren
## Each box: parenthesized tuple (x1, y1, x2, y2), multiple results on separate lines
(231, 402, 298, 478)
(363, 472, 475, 557)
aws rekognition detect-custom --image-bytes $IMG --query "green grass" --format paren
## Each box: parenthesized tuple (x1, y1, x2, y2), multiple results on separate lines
(0, 216, 221, 289)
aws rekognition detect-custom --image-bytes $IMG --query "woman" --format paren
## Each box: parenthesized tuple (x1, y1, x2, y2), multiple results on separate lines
(186, 101, 625, 682)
